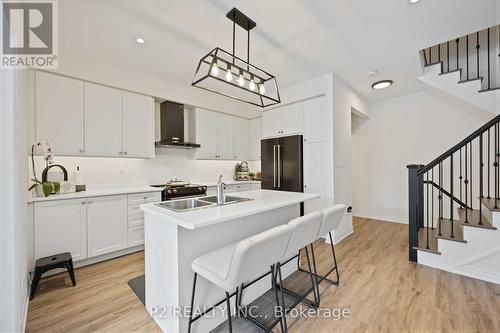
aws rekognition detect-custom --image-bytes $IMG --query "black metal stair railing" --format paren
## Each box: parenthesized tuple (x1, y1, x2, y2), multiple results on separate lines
(421, 24, 500, 92)
(407, 114, 500, 262)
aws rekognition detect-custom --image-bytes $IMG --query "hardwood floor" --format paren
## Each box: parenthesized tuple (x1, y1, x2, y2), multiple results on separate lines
(26, 217, 500, 333)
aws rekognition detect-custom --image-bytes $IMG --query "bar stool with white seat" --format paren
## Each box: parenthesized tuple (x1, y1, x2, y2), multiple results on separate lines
(188, 224, 292, 333)
(273, 211, 324, 331)
(309, 204, 346, 287)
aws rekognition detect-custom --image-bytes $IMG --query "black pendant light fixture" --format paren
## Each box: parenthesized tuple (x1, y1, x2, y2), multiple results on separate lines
(192, 8, 281, 108)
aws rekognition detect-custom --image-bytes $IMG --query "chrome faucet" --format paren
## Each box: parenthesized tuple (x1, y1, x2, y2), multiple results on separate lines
(216, 174, 226, 205)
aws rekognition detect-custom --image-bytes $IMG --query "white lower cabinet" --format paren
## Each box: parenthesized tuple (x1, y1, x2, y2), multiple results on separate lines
(34, 199, 88, 262)
(33, 191, 161, 264)
(128, 226, 145, 247)
(87, 195, 128, 257)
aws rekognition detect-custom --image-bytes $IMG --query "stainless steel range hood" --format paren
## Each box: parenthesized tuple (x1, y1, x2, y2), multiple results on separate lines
(155, 101, 201, 149)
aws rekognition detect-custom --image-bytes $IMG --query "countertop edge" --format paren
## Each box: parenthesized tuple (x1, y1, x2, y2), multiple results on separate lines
(28, 186, 162, 203)
(140, 191, 320, 230)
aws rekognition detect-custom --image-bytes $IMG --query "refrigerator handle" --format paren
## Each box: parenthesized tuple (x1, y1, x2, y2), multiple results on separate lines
(273, 145, 277, 188)
(277, 145, 281, 188)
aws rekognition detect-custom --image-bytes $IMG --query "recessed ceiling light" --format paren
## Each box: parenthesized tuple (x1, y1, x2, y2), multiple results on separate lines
(136, 37, 145, 44)
(371, 80, 393, 90)
(409, 0, 421, 3)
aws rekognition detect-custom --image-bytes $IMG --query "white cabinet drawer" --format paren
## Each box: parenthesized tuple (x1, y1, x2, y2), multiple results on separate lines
(128, 215, 144, 228)
(128, 226, 144, 247)
(128, 192, 161, 204)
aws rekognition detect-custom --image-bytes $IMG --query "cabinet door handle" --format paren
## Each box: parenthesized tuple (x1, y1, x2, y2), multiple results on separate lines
(123, 151, 127, 155)
(79, 149, 84, 153)
(273, 145, 277, 188)
(143, 196, 147, 200)
(119, 151, 123, 155)
(277, 145, 281, 188)
(81, 201, 86, 205)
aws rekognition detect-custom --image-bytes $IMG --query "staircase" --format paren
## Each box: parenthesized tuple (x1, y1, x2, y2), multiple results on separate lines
(417, 24, 500, 115)
(408, 113, 500, 284)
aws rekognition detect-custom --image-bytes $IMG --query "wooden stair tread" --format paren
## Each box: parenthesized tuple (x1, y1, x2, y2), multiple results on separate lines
(415, 227, 440, 254)
(479, 86, 500, 93)
(457, 208, 496, 230)
(480, 197, 500, 212)
(435, 218, 466, 243)
(458, 77, 483, 84)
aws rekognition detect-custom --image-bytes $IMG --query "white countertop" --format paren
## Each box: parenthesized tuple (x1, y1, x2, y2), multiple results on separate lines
(29, 184, 162, 203)
(140, 189, 319, 230)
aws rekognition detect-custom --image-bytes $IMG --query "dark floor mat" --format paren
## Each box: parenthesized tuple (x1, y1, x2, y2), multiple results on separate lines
(128, 274, 145, 305)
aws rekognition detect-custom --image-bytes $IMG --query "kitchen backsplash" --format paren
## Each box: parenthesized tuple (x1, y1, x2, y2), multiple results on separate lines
(30, 148, 261, 185)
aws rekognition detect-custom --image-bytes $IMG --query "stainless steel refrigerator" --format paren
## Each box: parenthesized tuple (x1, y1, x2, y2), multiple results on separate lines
(261, 135, 303, 192)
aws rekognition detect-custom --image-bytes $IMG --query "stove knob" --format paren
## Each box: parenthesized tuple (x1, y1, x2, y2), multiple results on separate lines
(167, 190, 172, 194)
(198, 187, 202, 191)
(203, 186, 207, 191)
(173, 189, 178, 194)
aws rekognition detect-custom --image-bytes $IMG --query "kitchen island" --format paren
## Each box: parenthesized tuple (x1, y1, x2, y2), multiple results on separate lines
(140, 189, 319, 333)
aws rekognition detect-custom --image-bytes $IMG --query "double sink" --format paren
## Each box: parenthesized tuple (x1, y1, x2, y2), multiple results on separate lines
(156, 195, 253, 212)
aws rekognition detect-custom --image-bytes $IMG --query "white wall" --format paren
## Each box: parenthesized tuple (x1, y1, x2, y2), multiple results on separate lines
(31, 151, 260, 186)
(352, 92, 489, 223)
(332, 76, 369, 239)
(0, 69, 30, 332)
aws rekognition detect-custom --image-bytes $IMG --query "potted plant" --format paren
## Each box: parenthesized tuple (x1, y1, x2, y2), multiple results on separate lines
(28, 142, 60, 197)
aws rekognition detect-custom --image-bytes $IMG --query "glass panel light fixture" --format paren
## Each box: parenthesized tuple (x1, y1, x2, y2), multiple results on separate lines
(192, 8, 281, 108)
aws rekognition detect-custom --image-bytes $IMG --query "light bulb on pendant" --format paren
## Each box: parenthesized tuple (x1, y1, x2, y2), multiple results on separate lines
(249, 77, 256, 91)
(210, 63, 219, 76)
(237, 73, 245, 87)
(225, 68, 233, 82)
(259, 84, 266, 95)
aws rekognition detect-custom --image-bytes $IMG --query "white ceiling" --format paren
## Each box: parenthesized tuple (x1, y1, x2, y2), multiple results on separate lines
(59, 0, 499, 105)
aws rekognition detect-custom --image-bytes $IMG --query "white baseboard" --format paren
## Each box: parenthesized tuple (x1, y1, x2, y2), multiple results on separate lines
(354, 214, 408, 224)
(449, 265, 500, 285)
(335, 228, 354, 244)
(21, 295, 29, 333)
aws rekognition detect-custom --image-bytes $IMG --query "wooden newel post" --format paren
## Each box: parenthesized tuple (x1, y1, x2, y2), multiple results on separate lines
(407, 164, 424, 262)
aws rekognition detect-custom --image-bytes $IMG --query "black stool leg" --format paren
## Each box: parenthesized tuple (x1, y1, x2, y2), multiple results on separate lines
(328, 232, 340, 285)
(276, 263, 288, 333)
(30, 268, 43, 300)
(66, 259, 77, 286)
(188, 273, 197, 333)
(305, 245, 320, 306)
(225, 291, 233, 333)
(271, 265, 286, 333)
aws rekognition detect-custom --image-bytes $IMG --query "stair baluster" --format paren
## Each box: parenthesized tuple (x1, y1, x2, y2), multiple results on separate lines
(439, 162, 443, 236)
(466, 34, 469, 80)
(464, 143, 469, 223)
(431, 168, 434, 229)
(496, 123, 499, 209)
(456, 38, 460, 72)
(426, 172, 430, 249)
(459, 147, 463, 206)
(476, 31, 480, 79)
(450, 154, 455, 238)
(488, 128, 491, 198)
(447, 41, 450, 72)
(479, 134, 483, 225)
(487, 28, 491, 90)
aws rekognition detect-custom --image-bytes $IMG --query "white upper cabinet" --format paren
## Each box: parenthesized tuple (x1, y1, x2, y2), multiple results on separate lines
(303, 96, 327, 143)
(195, 108, 249, 161)
(215, 113, 233, 159)
(35, 72, 85, 156)
(122, 92, 155, 158)
(34, 199, 87, 262)
(231, 117, 249, 160)
(248, 117, 262, 160)
(87, 195, 128, 258)
(34, 72, 155, 159)
(262, 102, 303, 138)
(84, 82, 123, 157)
(195, 108, 218, 159)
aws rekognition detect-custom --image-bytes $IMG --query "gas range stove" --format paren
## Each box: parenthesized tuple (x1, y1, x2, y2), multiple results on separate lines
(151, 183, 208, 201)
